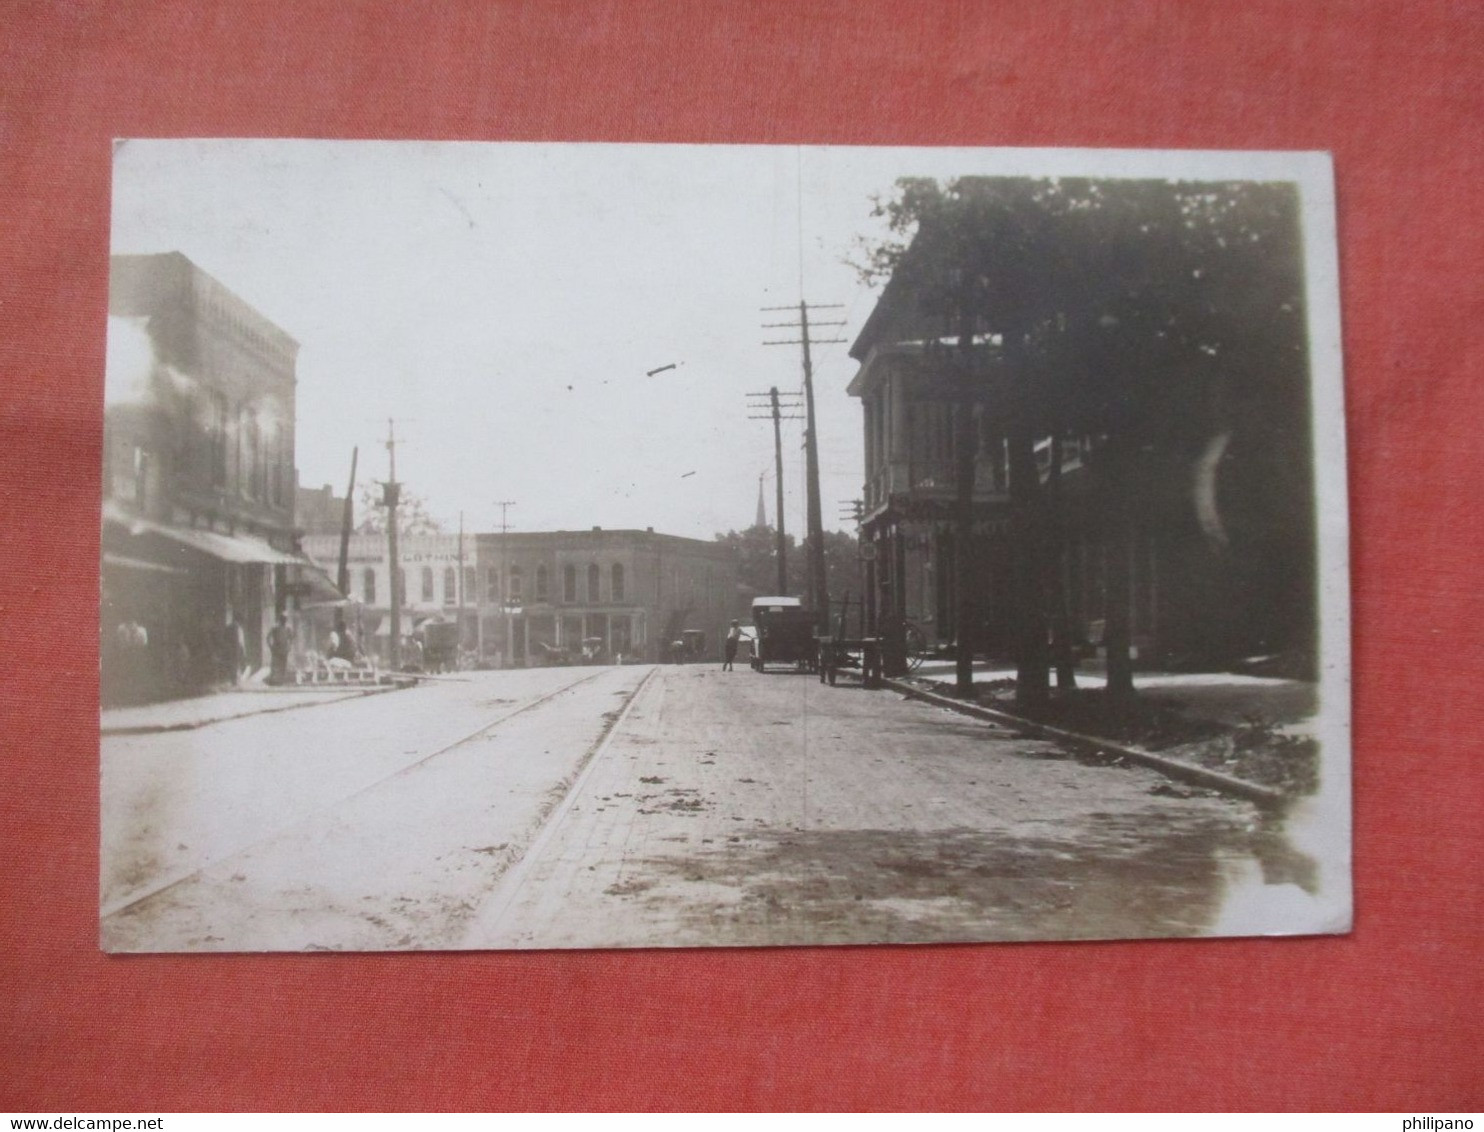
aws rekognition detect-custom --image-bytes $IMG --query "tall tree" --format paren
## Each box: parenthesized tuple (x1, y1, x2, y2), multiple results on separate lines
(355, 482, 445, 537)
(715, 527, 864, 622)
(859, 175, 1310, 703)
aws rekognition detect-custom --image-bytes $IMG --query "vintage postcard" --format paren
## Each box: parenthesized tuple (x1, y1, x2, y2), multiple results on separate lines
(100, 141, 1349, 951)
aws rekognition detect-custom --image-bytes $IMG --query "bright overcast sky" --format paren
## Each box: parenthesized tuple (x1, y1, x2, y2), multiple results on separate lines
(110, 141, 1328, 541)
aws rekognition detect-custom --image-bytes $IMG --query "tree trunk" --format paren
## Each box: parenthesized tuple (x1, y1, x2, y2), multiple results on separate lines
(1008, 406, 1049, 712)
(1047, 433, 1078, 692)
(1102, 443, 1136, 706)
(953, 398, 977, 698)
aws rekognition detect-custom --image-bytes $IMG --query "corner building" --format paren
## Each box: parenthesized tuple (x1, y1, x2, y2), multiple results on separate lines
(474, 528, 739, 665)
(102, 252, 331, 701)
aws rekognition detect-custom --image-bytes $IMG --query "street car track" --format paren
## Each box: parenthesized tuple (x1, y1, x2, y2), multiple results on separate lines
(100, 666, 626, 922)
(459, 663, 659, 946)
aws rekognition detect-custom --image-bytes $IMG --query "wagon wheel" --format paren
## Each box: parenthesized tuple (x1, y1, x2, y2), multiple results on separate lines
(903, 621, 929, 672)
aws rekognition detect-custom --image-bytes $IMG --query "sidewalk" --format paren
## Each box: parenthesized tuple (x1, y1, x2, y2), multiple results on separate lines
(911, 659, 1317, 733)
(101, 676, 406, 736)
(903, 659, 1321, 802)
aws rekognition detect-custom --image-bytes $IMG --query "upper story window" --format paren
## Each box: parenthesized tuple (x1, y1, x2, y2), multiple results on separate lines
(486, 567, 500, 604)
(563, 564, 577, 602)
(611, 563, 625, 603)
(421, 566, 435, 603)
(208, 394, 228, 488)
(268, 422, 285, 508)
(509, 566, 523, 600)
(587, 563, 600, 603)
(463, 567, 476, 604)
(110, 439, 147, 507)
(443, 567, 457, 605)
(363, 568, 376, 604)
(241, 411, 259, 499)
(535, 565, 549, 602)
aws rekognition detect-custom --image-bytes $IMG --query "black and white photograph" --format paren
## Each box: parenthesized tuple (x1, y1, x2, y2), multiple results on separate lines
(99, 141, 1350, 952)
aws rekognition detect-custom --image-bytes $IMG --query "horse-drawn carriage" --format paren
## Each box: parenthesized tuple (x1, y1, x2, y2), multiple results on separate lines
(748, 597, 818, 673)
(667, 629, 708, 664)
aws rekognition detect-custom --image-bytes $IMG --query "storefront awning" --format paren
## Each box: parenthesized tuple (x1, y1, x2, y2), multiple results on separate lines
(102, 504, 347, 605)
(102, 551, 189, 576)
(297, 566, 348, 605)
(103, 502, 303, 565)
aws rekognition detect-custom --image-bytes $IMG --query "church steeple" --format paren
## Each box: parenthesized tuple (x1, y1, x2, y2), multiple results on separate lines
(754, 471, 767, 530)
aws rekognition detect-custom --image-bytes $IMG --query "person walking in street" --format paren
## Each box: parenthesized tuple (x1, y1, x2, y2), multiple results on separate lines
(723, 620, 741, 671)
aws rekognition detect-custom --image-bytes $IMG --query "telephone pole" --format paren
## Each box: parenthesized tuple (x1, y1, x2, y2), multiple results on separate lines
(747, 385, 803, 595)
(764, 301, 845, 626)
(494, 499, 516, 667)
(335, 446, 358, 598)
(382, 420, 402, 670)
(457, 510, 467, 659)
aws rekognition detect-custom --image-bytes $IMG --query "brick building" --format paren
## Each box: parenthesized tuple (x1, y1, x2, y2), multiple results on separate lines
(102, 252, 334, 701)
(475, 528, 740, 665)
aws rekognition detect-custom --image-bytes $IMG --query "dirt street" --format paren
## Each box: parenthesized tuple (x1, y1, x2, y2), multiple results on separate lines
(464, 665, 1282, 948)
(101, 663, 1300, 952)
(101, 666, 649, 951)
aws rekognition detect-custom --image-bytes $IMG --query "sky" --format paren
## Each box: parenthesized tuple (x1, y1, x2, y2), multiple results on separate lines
(109, 141, 1335, 542)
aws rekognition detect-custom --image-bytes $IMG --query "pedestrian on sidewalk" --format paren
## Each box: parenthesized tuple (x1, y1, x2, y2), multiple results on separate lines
(267, 613, 294, 685)
(723, 620, 741, 671)
(222, 615, 246, 686)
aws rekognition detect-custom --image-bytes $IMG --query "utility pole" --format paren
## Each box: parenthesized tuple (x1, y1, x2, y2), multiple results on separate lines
(494, 499, 516, 667)
(764, 302, 845, 627)
(383, 420, 402, 670)
(457, 510, 466, 658)
(747, 385, 803, 595)
(836, 498, 865, 637)
(335, 446, 358, 598)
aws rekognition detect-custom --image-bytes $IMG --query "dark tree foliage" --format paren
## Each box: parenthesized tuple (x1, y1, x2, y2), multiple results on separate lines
(355, 482, 445, 537)
(714, 527, 864, 610)
(861, 176, 1306, 445)
(860, 176, 1315, 697)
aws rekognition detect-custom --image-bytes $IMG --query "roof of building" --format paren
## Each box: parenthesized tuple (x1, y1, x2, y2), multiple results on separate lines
(109, 252, 299, 375)
(474, 527, 735, 557)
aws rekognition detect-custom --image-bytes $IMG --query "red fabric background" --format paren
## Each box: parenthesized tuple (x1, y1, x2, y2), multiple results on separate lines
(2, 0, 1480, 1112)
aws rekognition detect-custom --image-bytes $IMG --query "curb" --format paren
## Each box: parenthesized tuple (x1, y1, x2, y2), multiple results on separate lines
(882, 678, 1285, 807)
(101, 680, 412, 737)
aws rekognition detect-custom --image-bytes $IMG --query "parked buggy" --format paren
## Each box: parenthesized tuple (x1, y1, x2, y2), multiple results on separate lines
(536, 641, 574, 666)
(421, 619, 460, 673)
(817, 636, 883, 687)
(816, 591, 883, 687)
(666, 629, 708, 664)
(748, 596, 818, 674)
